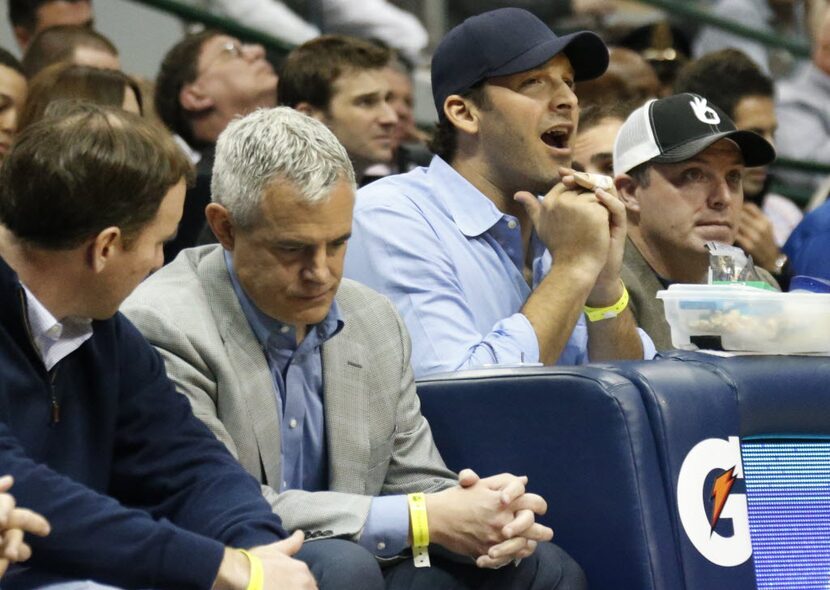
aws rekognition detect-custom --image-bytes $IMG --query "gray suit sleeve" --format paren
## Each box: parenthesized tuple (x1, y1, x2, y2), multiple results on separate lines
(122, 302, 243, 460)
(380, 300, 458, 496)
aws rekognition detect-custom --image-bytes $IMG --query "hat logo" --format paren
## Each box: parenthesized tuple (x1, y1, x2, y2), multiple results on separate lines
(689, 96, 721, 125)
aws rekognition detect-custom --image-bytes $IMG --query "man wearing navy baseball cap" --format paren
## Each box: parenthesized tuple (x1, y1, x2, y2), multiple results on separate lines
(614, 92, 777, 350)
(346, 8, 656, 380)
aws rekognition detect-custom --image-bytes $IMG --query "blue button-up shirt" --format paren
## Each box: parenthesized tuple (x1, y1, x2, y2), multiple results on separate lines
(345, 156, 655, 377)
(225, 253, 409, 556)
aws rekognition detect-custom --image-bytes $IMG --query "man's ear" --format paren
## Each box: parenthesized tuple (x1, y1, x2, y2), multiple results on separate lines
(295, 101, 324, 121)
(205, 203, 236, 250)
(88, 227, 121, 273)
(180, 82, 215, 113)
(443, 94, 480, 136)
(614, 175, 641, 214)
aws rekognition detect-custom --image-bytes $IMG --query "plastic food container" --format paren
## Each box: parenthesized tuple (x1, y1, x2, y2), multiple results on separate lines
(656, 284, 830, 354)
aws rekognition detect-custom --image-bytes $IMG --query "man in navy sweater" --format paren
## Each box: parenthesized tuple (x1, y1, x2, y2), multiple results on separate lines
(0, 102, 319, 589)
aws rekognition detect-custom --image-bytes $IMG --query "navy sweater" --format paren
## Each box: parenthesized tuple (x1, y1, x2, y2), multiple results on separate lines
(0, 257, 287, 589)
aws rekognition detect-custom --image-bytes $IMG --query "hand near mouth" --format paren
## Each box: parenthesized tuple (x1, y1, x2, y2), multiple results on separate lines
(557, 167, 618, 197)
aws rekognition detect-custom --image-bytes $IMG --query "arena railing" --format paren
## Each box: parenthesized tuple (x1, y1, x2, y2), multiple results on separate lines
(125, 0, 295, 53)
(631, 0, 810, 57)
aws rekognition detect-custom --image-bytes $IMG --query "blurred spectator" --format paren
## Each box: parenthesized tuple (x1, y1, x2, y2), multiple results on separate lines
(775, 4, 830, 194)
(187, 0, 428, 65)
(8, 0, 93, 51)
(279, 35, 397, 184)
(674, 48, 802, 287)
(576, 46, 660, 108)
(0, 49, 27, 163)
(17, 63, 141, 132)
(618, 21, 690, 95)
(448, 1, 616, 26)
(156, 31, 277, 157)
(362, 42, 432, 182)
(21, 24, 118, 78)
(614, 93, 777, 350)
(156, 30, 278, 260)
(783, 196, 830, 280)
(383, 51, 430, 157)
(572, 101, 637, 177)
(693, 0, 809, 78)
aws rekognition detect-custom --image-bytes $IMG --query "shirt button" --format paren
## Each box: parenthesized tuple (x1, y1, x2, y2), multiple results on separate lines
(377, 541, 386, 551)
(507, 219, 518, 229)
(289, 418, 298, 428)
(280, 325, 290, 334)
(283, 481, 288, 488)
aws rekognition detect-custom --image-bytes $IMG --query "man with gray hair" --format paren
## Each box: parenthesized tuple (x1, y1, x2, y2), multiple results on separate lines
(122, 106, 584, 588)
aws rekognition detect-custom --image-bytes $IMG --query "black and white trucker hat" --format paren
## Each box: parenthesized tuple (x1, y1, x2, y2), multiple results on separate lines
(612, 93, 775, 177)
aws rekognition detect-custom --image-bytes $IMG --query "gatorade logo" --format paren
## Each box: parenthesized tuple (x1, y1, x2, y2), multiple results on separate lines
(690, 96, 721, 125)
(677, 436, 752, 567)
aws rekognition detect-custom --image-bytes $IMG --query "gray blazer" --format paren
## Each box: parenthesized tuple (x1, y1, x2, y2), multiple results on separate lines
(122, 245, 455, 541)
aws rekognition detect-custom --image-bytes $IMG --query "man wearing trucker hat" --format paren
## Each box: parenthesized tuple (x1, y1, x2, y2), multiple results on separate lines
(345, 7, 656, 378)
(613, 92, 777, 350)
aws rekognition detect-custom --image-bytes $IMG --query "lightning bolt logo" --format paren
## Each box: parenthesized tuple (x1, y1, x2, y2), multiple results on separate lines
(709, 466, 737, 534)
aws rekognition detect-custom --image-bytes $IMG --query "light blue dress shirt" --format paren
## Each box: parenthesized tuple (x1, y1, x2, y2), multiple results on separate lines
(224, 253, 409, 556)
(345, 156, 656, 377)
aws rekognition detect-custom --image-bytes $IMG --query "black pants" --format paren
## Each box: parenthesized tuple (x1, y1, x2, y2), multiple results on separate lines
(297, 539, 587, 590)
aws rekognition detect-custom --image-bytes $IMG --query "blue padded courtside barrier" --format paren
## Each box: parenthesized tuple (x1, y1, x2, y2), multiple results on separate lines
(418, 355, 830, 590)
(610, 356, 757, 590)
(417, 366, 683, 590)
(658, 352, 830, 590)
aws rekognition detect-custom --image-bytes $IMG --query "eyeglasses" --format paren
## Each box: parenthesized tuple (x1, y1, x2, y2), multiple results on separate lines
(199, 40, 245, 74)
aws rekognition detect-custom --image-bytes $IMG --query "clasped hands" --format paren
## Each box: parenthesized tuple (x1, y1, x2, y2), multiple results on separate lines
(0, 475, 51, 578)
(515, 166, 627, 305)
(425, 468, 553, 570)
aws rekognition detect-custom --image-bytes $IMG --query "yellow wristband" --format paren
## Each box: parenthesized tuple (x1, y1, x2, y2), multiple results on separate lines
(407, 492, 431, 568)
(238, 549, 264, 590)
(584, 281, 629, 322)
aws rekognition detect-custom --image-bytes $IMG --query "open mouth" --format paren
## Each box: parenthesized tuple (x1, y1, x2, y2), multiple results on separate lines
(541, 127, 571, 151)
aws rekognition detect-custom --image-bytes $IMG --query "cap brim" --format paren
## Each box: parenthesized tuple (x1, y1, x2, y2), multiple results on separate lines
(487, 30, 609, 82)
(652, 129, 776, 168)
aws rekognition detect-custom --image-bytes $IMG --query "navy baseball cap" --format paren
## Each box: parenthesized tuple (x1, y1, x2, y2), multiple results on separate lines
(431, 8, 609, 120)
(613, 93, 776, 176)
